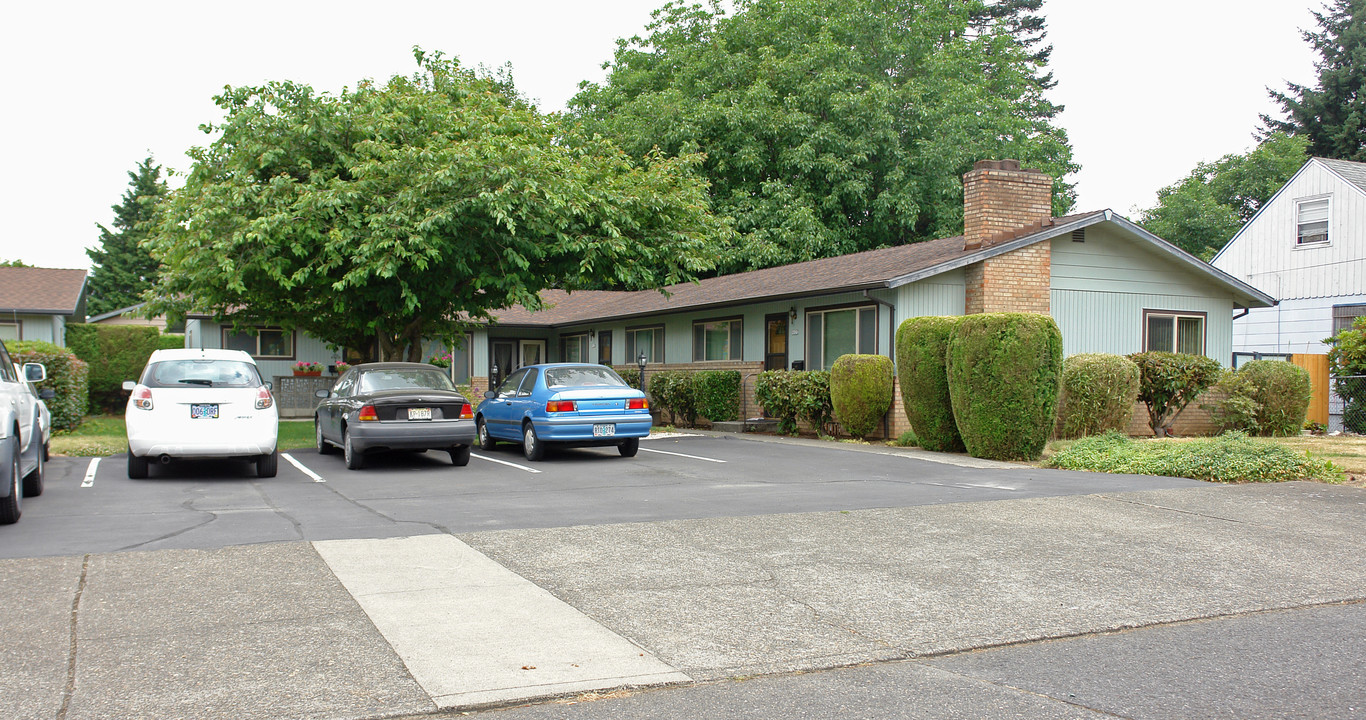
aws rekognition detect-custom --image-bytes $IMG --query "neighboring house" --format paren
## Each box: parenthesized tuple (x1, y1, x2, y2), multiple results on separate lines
(0, 266, 88, 346)
(1211, 157, 1366, 356)
(191, 160, 1274, 429)
(88, 302, 173, 332)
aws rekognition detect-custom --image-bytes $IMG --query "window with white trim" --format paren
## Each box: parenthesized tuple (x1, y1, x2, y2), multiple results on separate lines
(624, 326, 664, 363)
(1296, 197, 1329, 246)
(806, 306, 876, 370)
(561, 333, 589, 363)
(221, 327, 295, 359)
(1144, 311, 1205, 355)
(693, 318, 743, 361)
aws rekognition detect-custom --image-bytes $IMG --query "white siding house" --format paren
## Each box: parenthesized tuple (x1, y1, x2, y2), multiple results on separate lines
(1212, 157, 1366, 355)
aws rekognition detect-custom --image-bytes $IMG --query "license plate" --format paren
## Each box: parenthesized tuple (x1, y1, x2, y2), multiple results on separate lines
(408, 407, 432, 420)
(190, 404, 219, 419)
(592, 423, 616, 437)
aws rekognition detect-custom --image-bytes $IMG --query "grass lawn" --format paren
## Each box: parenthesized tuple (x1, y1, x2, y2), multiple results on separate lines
(52, 416, 316, 457)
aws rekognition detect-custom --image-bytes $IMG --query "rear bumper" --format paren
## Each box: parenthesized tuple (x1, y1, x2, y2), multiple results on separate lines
(536, 413, 652, 442)
(128, 420, 278, 458)
(348, 419, 476, 453)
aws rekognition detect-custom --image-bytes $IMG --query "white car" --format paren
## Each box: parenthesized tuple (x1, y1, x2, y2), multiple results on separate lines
(124, 348, 279, 478)
(0, 339, 47, 524)
(14, 363, 52, 461)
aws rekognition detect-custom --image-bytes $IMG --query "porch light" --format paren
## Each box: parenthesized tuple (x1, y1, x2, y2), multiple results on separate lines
(790, 306, 797, 321)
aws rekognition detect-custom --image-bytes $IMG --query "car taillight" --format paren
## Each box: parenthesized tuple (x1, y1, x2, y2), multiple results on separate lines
(255, 386, 274, 410)
(459, 403, 473, 419)
(358, 405, 378, 421)
(627, 398, 649, 410)
(545, 400, 576, 413)
(131, 385, 153, 411)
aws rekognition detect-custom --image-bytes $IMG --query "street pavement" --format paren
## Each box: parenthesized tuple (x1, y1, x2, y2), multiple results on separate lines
(1, 435, 1363, 719)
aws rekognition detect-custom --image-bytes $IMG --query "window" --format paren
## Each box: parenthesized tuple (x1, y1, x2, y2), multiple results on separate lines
(805, 306, 876, 370)
(1333, 304, 1366, 336)
(693, 318, 743, 361)
(1297, 197, 1329, 245)
(624, 326, 664, 363)
(597, 330, 613, 365)
(1144, 311, 1206, 355)
(0, 323, 17, 342)
(561, 333, 589, 363)
(221, 327, 294, 359)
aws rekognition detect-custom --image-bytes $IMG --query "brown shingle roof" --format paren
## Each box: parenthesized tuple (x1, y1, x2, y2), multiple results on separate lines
(490, 212, 1104, 327)
(0, 267, 88, 315)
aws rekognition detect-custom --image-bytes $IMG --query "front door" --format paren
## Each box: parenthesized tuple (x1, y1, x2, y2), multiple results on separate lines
(491, 341, 515, 387)
(765, 314, 789, 371)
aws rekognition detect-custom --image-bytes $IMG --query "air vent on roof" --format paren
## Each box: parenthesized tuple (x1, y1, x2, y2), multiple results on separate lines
(1071, 228, 1086, 242)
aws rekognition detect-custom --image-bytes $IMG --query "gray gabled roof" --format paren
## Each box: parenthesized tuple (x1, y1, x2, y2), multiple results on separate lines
(1318, 157, 1366, 195)
(0, 267, 88, 315)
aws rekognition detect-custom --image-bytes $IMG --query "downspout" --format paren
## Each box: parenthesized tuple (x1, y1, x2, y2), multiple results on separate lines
(864, 290, 897, 441)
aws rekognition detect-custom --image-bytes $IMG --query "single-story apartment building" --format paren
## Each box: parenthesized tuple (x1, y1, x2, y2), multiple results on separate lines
(0, 266, 88, 346)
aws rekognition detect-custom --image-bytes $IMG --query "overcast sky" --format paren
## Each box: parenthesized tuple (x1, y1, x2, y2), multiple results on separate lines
(0, 0, 1318, 271)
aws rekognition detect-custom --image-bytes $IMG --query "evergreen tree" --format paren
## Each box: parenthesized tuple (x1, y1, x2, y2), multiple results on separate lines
(86, 157, 168, 315)
(1262, 0, 1366, 161)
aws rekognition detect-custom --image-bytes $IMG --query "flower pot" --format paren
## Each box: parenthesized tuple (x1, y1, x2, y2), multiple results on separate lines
(293, 370, 322, 377)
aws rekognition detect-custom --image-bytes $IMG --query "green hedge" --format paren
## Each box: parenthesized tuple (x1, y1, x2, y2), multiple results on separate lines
(1046, 430, 1340, 483)
(1129, 351, 1222, 437)
(648, 370, 698, 426)
(157, 333, 186, 350)
(10, 340, 88, 431)
(755, 370, 834, 435)
(646, 370, 742, 426)
(946, 313, 1063, 461)
(1206, 360, 1312, 437)
(830, 354, 893, 438)
(65, 323, 179, 414)
(1055, 353, 1140, 439)
(895, 316, 964, 452)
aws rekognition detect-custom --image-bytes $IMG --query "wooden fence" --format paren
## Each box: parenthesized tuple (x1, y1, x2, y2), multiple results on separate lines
(1291, 354, 1329, 425)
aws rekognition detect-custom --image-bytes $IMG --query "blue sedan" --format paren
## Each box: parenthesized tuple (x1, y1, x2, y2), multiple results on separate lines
(476, 363, 651, 461)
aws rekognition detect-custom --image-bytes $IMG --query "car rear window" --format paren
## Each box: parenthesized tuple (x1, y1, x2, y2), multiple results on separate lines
(358, 369, 456, 394)
(544, 366, 627, 389)
(142, 359, 264, 388)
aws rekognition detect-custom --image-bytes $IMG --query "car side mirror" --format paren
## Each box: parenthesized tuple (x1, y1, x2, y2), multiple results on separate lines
(483, 390, 496, 400)
(314, 389, 329, 399)
(122, 380, 137, 391)
(22, 363, 46, 383)
(40, 388, 55, 400)
(265, 381, 273, 391)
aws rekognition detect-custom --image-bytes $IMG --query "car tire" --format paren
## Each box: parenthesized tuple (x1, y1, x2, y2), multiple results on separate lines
(522, 423, 545, 461)
(618, 438, 639, 458)
(257, 451, 278, 478)
(0, 439, 20, 525)
(127, 448, 149, 479)
(449, 445, 471, 467)
(343, 428, 363, 470)
(316, 419, 336, 455)
(22, 428, 44, 497)
(477, 418, 497, 450)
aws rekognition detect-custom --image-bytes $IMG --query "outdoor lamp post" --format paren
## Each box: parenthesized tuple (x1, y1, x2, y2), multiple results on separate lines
(490, 362, 499, 389)
(637, 351, 648, 391)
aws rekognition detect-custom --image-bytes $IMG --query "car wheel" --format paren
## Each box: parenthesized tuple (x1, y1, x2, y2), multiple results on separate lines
(343, 428, 363, 470)
(449, 445, 471, 467)
(0, 439, 20, 525)
(618, 438, 639, 458)
(257, 451, 278, 478)
(477, 418, 497, 450)
(127, 447, 149, 479)
(522, 423, 545, 461)
(316, 419, 336, 455)
(22, 428, 44, 497)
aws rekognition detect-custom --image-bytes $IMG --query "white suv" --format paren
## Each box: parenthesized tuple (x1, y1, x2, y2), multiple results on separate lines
(0, 338, 47, 524)
(124, 348, 279, 478)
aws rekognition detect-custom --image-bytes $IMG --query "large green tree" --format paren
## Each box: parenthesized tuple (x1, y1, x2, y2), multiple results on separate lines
(147, 50, 726, 361)
(86, 157, 168, 315)
(568, 0, 1076, 275)
(1262, 0, 1366, 161)
(1138, 132, 1308, 260)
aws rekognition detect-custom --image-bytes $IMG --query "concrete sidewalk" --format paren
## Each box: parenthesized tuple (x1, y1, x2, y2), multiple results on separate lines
(2, 482, 1363, 719)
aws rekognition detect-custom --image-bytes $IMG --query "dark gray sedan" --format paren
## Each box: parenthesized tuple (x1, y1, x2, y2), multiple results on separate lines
(314, 363, 476, 470)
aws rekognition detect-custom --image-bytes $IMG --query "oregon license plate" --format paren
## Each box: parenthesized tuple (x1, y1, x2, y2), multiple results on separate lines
(190, 404, 219, 419)
(408, 407, 432, 420)
(592, 423, 616, 437)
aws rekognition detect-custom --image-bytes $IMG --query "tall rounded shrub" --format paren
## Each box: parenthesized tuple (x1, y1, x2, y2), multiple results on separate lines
(830, 354, 894, 438)
(1055, 353, 1140, 439)
(895, 316, 964, 452)
(946, 313, 1063, 460)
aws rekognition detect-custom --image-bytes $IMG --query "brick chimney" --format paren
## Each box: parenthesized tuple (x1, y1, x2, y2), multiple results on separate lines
(961, 160, 1055, 315)
(962, 159, 1054, 251)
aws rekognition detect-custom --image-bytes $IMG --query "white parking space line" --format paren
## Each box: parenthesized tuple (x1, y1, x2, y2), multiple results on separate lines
(638, 447, 727, 463)
(281, 453, 325, 482)
(81, 458, 99, 488)
(471, 453, 542, 474)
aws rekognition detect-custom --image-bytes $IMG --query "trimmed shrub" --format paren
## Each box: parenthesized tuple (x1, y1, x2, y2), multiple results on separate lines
(65, 323, 174, 413)
(1045, 430, 1341, 483)
(10, 340, 88, 431)
(157, 333, 186, 350)
(1206, 360, 1312, 437)
(1129, 351, 1222, 437)
(830, 354, 893, 438)
(755, 370, 834, 435)
(694, 370, 741, 423)
(946, 313, 1063, 460)
(1055, 353, 1140, 439)
(648, 370, 699, 426)
(617, 367, 642, 390)
(895, 316, 964, 452)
